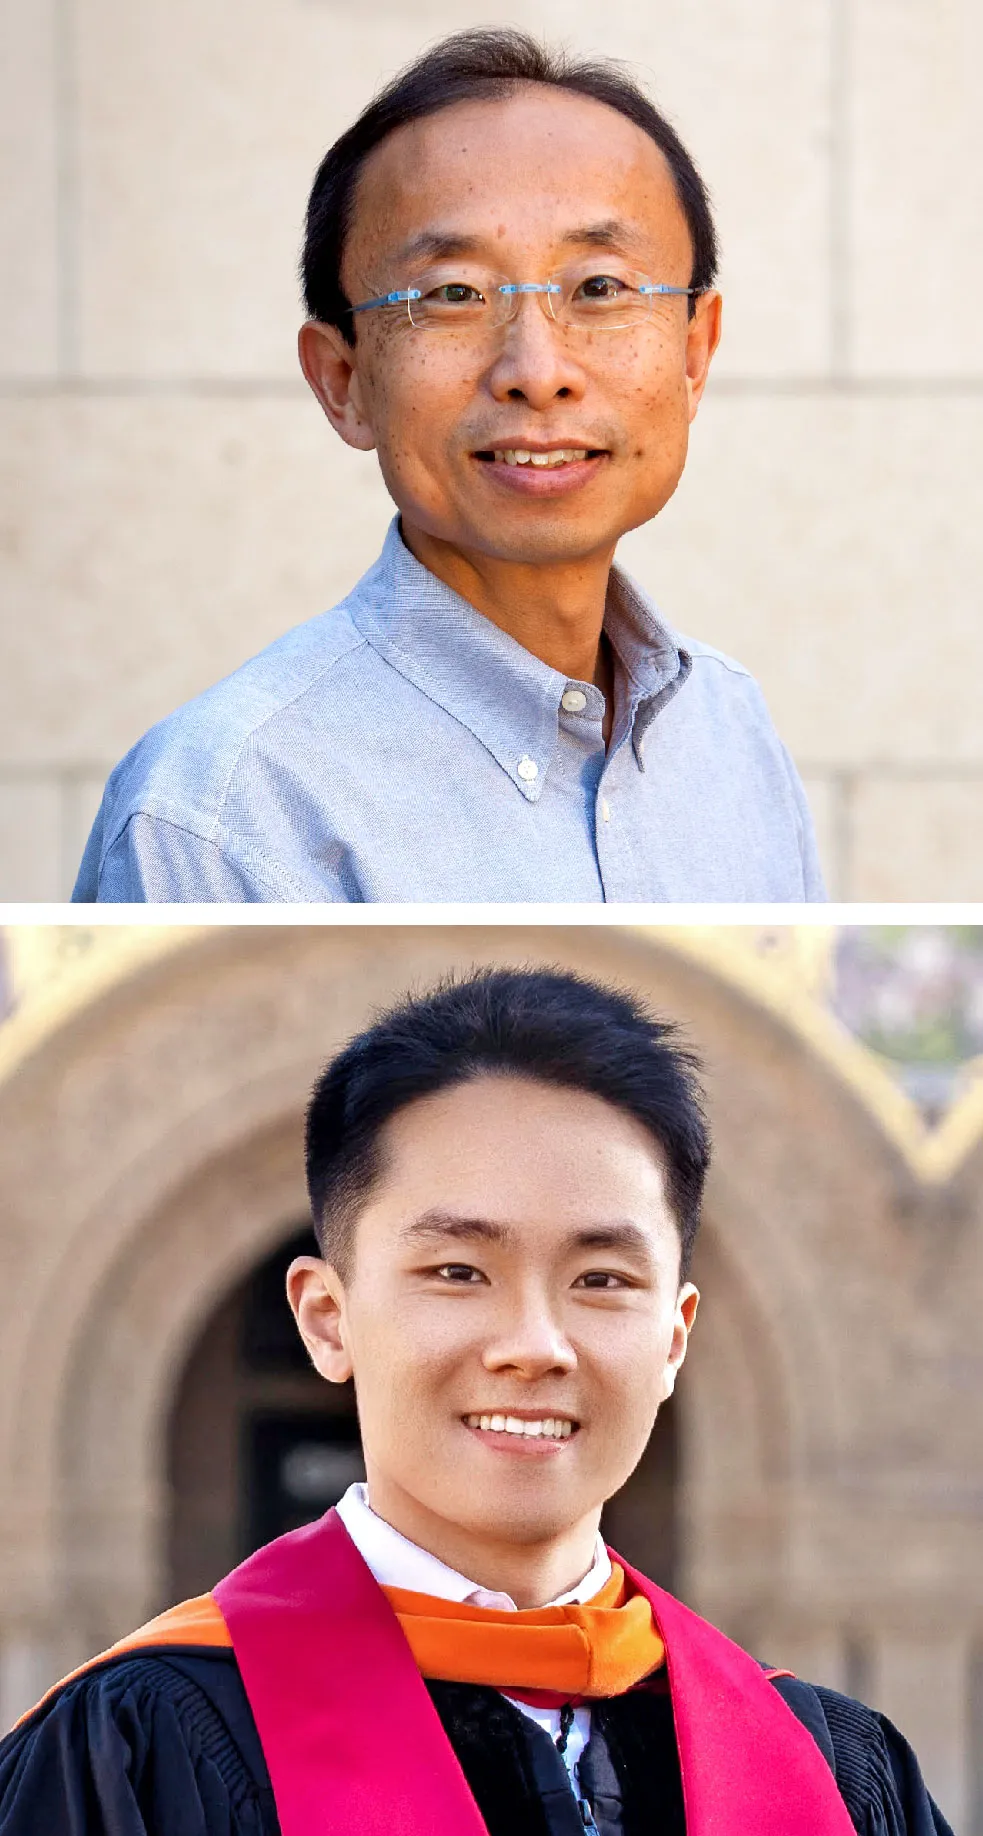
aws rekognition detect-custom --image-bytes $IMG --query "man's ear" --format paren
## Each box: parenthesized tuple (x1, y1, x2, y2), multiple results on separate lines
(661, 1281, 700, 1400)
(685, 291, 722, 423)
(286, 1255, 354, 1383)
(298, 320, 377, 451)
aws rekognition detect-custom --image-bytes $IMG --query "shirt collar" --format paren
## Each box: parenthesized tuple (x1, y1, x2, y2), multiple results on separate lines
(334, 1481, 612, 1611)
(346, 518, 686, 796)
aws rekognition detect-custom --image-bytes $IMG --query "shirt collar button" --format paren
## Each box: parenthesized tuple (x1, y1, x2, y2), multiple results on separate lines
(517, 756, 539, 782)
(561, 687, 588, 713)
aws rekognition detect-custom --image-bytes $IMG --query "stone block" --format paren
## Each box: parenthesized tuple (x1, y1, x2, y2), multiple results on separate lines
(74, 0, 524, 379)
(869, 1634, 969, 1831)
(0, 392, 393, 763)
(0, 777, 62, 902)
(849, 777, 983, 902)
(618, 391, 983, 770)
(0, 0, 59, 377)
(0, 1629, 58, 1734)
(72, 0, 831, 379)
(851, 1, 983, 378)
(553, 0, 833, 379)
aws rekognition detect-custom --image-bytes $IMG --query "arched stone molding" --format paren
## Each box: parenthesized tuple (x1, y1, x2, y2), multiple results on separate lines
(677, 1221, 795, 1639)
(0, 924, 979, 1720)
(58, 1116, 307, 1655)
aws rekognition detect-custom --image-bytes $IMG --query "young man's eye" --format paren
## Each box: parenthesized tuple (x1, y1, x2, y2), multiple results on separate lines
(435, 1262, 484, 1283)
(575, 1270, 629, 1290)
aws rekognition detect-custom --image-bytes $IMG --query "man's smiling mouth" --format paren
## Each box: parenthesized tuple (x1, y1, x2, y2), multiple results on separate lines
(474, 447, 606, 468)
(463, 1413, 578, 1438)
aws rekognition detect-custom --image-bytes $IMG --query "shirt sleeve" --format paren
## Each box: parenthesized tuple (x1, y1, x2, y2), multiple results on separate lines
(779, 744, 827, 902)
(74, 810, 353, 904)
(0, 1659, 275, 1836)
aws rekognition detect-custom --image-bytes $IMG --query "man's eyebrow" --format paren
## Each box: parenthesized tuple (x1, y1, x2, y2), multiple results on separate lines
(399, 1212, 657, 1258)
(400, 1210, 513, 1247)
(558, 219, 650, 256)
(393, 221, 650, 267)
(394, 229, 487, 266)
(566, 1221, 657, 1259)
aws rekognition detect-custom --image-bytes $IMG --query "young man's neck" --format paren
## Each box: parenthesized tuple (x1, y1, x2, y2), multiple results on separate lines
(401, 519, 617, 695)
(365, 1472, 602, 1610)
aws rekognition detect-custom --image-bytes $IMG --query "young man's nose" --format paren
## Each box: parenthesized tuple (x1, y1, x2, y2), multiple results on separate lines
(484, 299, 588, 409)
(480, 1293, 578, 1378)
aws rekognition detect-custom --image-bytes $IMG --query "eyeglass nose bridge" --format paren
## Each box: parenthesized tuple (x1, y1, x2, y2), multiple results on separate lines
(498, 281, 565, 325)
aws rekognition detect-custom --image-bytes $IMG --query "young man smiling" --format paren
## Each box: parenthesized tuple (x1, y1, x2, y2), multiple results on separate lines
(73, 31, 825, 903)
(1, 970, 948, 1834)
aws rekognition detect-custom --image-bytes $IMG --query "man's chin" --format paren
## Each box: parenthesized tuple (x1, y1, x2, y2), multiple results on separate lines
(451, 1500, 585, 1550)
(448, 514, 625, 571)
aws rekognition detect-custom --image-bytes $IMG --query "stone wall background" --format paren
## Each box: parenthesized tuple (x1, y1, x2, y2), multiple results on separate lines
(1, 0, 981, 899)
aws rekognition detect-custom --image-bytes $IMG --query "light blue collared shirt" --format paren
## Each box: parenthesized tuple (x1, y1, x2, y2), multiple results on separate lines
(73, 518, 824, 903)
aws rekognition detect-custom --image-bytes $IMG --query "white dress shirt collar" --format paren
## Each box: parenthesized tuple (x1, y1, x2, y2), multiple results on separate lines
(334, 1482, 612, 1610)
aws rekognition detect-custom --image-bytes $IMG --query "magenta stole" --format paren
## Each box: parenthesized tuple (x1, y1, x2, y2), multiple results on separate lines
(212, 1510, 854, 1836)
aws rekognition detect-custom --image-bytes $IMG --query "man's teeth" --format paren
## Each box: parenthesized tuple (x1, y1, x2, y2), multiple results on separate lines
(464, 1414, 575, 1438)
(493, 449, 589, 467)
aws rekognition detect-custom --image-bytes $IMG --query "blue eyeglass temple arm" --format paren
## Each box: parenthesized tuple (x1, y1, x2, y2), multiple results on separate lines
(350, 282, 699, 314)
(351, 289, 423, 315)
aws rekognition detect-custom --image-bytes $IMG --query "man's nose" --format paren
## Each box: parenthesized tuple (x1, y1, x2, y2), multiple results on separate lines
(484, 298, 587, 408)
(480, 1290, 578, 1379)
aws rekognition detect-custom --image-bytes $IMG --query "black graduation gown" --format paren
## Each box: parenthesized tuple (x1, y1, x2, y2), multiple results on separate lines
(0, 1646, 954, 1836)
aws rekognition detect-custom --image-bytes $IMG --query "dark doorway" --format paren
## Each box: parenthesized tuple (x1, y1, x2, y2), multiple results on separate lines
(167, 1228, 678, 1601)
(167, 1226, 362, 1602)
(600, 1396, 677, 1588)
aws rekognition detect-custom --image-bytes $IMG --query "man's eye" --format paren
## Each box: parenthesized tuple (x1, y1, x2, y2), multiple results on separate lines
(577, 274, 628, 300)
(575, 1270, 628, 1290)
(430, 283, 484, 306)
(436, 1262, 484, 1283)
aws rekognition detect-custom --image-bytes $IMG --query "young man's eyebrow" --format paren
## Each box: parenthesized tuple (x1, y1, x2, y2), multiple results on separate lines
(399, 1212, 658, 1258)
(566, 1221, 657, 1258)
(400, 1210, 513, 1247)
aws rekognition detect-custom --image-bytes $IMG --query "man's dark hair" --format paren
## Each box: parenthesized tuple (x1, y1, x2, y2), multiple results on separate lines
(301, 28, 718, 343)
(305, 966, 710, 1282)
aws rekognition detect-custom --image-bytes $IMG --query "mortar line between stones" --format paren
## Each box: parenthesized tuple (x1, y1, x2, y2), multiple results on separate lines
(53, 0, 80, 377)
(828, 0, 853, 381)
(58, 772, 79, 902)
(832, 770, 856, 903)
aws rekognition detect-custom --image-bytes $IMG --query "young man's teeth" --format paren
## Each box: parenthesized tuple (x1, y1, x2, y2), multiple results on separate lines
(493, 449, 589, 467)
(466, 1414, 573, 1438)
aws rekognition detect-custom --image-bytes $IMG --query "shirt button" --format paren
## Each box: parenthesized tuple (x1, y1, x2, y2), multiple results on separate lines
(517, 757, 539, 782)
(600, 799, 611, 822)
(561, 688, 588, 713)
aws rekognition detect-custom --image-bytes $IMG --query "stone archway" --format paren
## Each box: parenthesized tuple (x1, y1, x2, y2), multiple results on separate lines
(0, 924, 978, 1822)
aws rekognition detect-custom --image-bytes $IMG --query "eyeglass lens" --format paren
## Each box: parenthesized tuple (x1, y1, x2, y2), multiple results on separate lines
(405, 263, 681, 332)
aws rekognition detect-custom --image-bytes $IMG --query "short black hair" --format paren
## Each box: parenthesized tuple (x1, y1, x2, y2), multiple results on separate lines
(301, 28, 718, 343)
(305, 966, 709, 1281)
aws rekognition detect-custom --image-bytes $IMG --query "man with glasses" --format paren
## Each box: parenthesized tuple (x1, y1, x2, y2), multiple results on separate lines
(73, 29, 825, 904)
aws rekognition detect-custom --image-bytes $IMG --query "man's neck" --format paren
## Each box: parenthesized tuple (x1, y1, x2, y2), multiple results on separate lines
(364, 1470, 602, 1610)
(401, 518, 616, 693)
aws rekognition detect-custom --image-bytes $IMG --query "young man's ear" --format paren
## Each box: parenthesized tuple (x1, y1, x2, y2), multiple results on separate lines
(661, 1282, 699, 1400)
(286, 1256, 354, 1382)
(298, 320, 377, 451)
